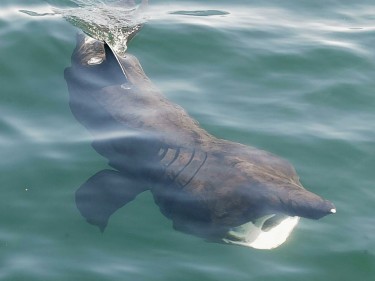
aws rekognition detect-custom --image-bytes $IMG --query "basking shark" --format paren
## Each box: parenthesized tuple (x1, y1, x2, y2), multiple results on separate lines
(64, 33, 335, 249)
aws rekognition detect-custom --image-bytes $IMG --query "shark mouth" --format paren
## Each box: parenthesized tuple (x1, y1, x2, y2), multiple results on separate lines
(222, 215, 300, 250)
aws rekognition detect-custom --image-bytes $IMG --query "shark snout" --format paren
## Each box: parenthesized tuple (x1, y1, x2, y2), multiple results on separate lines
(282, 188, 336, 220)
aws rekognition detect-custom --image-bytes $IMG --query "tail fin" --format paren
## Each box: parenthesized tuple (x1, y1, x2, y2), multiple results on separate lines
(75, 169, 149, 231)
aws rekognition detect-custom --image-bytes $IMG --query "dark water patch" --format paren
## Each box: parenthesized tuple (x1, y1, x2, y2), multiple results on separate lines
(19, 9, 56, 17)
(170, 10, 229, 17)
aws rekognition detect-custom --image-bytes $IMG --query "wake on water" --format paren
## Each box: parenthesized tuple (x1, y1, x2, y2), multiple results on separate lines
(21, 0, 148, 57)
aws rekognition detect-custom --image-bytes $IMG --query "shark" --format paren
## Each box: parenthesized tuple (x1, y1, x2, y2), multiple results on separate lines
(64, 21, 335, 250)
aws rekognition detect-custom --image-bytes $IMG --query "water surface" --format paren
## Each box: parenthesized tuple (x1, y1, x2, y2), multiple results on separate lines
(1, 0, 374, 280)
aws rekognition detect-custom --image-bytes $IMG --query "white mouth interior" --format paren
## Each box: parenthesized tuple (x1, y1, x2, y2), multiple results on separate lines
(222, 215, 300, 250)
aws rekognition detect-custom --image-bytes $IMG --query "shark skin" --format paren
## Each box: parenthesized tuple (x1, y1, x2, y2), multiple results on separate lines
(64, 34, 336, 249)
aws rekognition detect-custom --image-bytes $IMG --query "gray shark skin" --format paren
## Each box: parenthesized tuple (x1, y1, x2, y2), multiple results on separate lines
(64, 34, 335, 245)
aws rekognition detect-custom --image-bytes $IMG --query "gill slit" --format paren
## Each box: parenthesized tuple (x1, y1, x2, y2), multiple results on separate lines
(181, 152, 208, 188)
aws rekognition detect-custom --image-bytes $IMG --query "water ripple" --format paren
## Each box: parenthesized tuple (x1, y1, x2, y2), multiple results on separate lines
(1, 0, 375, 280)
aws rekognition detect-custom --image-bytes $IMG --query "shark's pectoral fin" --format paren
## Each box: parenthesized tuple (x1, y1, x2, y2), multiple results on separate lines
(75, 169, 149, 232)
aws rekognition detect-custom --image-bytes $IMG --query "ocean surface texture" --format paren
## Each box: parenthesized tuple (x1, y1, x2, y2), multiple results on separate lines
(1, 0, 374, 280)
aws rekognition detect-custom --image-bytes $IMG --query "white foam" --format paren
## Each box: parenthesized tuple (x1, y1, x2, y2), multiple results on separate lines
(87, 56, 104, 65)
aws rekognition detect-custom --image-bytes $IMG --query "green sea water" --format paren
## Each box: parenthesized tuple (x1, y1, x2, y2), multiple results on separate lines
(1, 0, 374, 280)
